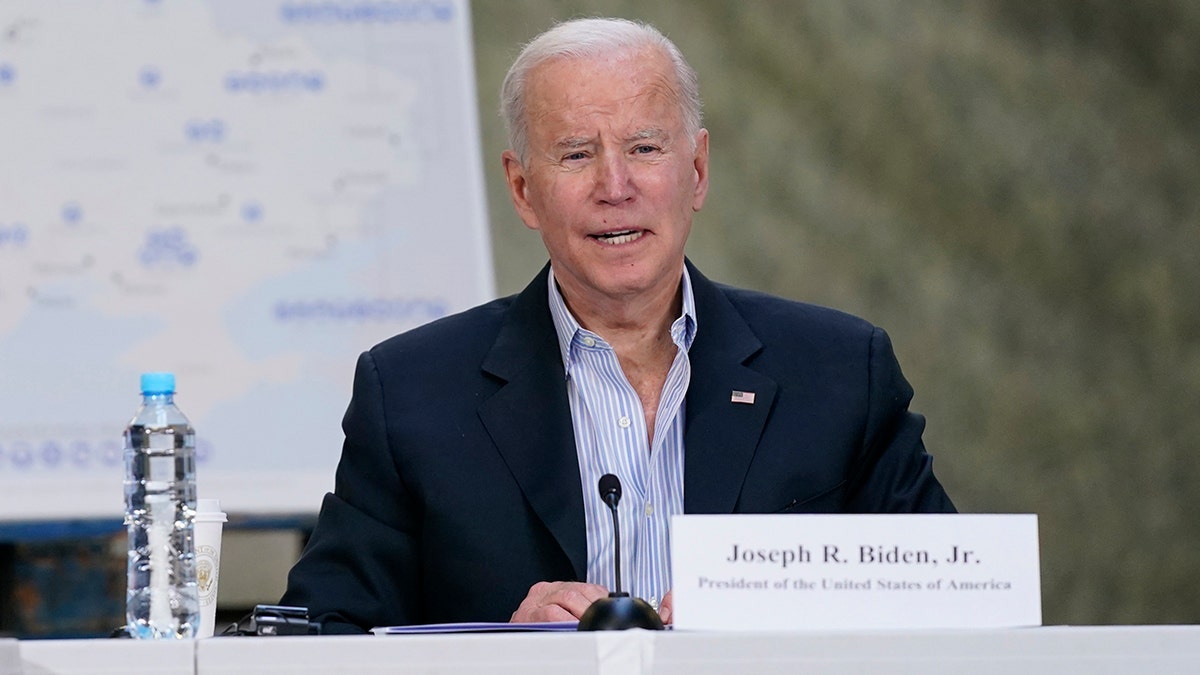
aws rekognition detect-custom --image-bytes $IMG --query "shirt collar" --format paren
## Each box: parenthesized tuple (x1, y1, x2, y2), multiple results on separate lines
(547, 266, 698, 376)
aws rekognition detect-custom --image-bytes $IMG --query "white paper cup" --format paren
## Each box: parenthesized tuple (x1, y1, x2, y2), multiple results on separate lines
(194, 498, 228, 638)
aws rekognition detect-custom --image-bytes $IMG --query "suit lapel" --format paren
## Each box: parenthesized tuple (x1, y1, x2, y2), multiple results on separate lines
(684, 262, 778, 514)
(477, 267, 587, 580)
(474, 261, 775, 572)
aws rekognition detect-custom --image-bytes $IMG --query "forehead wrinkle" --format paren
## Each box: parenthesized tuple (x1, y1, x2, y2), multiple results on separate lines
(548, 90, 678, 149)
(553, 127, 666, 151)
(525, 48, 687, 153)
(540, 58, 681, 113)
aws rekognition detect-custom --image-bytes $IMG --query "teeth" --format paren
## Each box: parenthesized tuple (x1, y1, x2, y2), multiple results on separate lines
(595, 230, 642, 245)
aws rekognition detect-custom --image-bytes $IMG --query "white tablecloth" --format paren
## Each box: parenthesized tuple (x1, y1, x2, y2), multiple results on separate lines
(14, 626, 1200, 675)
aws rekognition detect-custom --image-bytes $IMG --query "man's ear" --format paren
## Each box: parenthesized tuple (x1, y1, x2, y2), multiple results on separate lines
(690, 129, 710, 213)
(502, 150, 541, 231)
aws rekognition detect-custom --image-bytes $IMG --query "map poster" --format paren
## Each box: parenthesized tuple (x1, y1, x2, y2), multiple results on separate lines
(0, 0, 493, 519)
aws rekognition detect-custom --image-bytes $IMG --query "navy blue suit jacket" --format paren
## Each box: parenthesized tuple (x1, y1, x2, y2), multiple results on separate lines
(281, 262, 954, 633)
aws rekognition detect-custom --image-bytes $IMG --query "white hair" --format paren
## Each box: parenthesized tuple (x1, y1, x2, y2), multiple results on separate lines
(499, 17, 703, 163)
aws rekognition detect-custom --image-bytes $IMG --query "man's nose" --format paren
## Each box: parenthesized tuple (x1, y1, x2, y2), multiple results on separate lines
(594, 153, 633, 205)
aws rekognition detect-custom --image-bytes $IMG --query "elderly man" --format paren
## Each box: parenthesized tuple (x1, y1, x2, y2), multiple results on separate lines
(282, 17, 954, 634)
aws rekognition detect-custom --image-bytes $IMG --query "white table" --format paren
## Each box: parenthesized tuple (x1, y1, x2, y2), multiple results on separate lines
(198, 632, 604, 675)
(14, 626, 1200, 675)
(16, 639, 191, 675)
(1, 639, 21, 675)
(650, 626, 1200, 674)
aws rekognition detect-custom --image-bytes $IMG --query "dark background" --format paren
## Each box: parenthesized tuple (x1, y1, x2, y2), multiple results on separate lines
(471, 0, 1200, 626)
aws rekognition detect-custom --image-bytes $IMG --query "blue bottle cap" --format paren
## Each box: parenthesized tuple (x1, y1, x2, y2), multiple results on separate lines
(140, 372, 176, 395)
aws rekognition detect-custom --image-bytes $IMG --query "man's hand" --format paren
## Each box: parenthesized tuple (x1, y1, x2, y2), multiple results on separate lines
(510, 581, 610, 623)
(658, 590, 673, 625)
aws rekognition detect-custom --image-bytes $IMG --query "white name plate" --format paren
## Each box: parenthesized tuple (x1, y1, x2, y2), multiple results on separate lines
(671, 514, 1040, 631)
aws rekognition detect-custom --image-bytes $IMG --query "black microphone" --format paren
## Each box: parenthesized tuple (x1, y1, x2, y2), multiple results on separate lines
(577, 474, 665, 631)
(599, 473, 621, 506)
(598, 474, 624, 593)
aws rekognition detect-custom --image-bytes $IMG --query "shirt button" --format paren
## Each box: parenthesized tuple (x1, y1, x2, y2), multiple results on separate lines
(582, 336, 596, 347)
(648, 597, 659, 610)
(645, 502, 654, 516)
(618, 416, 631, 429)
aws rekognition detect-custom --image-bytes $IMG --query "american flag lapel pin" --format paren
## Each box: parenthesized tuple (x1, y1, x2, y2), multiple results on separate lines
(730, 390, 756, 404)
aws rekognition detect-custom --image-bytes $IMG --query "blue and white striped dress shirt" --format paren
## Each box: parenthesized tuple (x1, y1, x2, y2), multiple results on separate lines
(547, 267, 696, 608)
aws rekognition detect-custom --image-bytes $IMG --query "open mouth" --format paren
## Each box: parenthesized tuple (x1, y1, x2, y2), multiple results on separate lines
(590, 229, 644, 245)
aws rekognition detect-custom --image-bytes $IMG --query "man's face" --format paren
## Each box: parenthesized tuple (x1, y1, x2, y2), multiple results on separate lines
(503, 47, 709, 311)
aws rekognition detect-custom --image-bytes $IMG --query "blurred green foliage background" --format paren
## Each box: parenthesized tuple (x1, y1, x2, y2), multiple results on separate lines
(470, 0, 1199, 625)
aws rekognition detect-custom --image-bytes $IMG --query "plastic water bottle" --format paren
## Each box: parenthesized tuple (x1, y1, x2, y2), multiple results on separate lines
(124, 372, 199, 639)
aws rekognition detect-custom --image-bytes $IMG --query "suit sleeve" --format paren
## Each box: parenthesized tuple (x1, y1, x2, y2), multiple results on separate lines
(280, 350, 422, 633)
(845, 327, 956, 513)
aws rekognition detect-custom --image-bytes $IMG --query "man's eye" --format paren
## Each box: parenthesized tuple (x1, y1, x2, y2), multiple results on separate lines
(634, 145, 658, 154)
(564, 152, 587, 161)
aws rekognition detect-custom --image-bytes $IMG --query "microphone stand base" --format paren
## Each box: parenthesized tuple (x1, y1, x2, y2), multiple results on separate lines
(577, 594, 665, 631)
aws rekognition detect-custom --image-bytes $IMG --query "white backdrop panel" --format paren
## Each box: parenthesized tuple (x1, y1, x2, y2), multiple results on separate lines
(0, 0, 492, 519)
